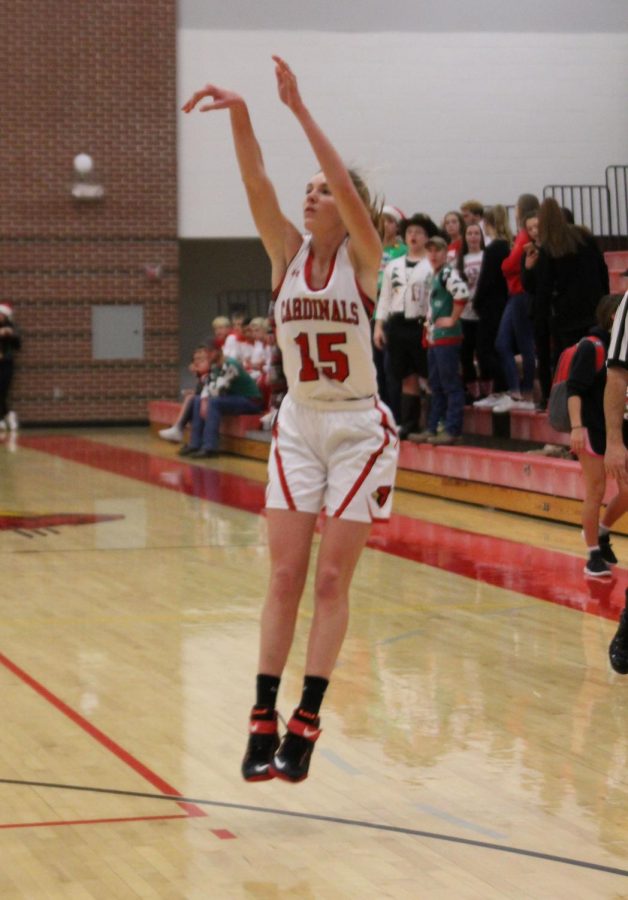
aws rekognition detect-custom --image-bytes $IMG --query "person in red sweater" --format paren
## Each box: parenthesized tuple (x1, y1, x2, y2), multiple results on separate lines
(492, 193, 539, 414)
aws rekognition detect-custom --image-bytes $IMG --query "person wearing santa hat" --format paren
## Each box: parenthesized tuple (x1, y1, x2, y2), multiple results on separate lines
(0, 303, 21, 432)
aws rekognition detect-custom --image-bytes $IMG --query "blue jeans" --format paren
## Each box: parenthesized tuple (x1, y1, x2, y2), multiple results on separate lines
(427, 344, 464, 436)
(495, 293, 536, 393)
(190, 394, 262, 451)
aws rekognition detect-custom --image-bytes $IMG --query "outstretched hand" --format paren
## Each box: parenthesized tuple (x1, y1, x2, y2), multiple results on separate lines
(181, 84, 244, 114)
(272, 56, 305, 115)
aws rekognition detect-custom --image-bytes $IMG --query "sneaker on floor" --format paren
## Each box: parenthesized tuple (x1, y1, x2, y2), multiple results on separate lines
(599, 532, 618, 565)
(269, 709, 321, 783)
(158, 424, 184, 442)
(473, 393, 505, 409)
(241, 708, 280, 782)
(492, 395, 518, 414)
(408, 430, 436, 444)
(609, 602, 628, 675)
(177, 444, 199, 457)
(426, 430, 461, 446)
(6, 411, 18, 431)
(188, 448, 219, 459)
(584, 550, 612, 578)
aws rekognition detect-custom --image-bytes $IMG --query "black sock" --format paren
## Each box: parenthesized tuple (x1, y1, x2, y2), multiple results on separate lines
(255, 674, 280, 713)
(296, 675, 329, 718)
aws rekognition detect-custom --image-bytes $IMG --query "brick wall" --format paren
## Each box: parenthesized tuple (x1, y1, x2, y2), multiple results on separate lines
(1, 1, 179, 423)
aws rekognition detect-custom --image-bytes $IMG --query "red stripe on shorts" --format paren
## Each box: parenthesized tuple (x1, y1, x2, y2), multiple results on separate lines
(333, 424, 390, 519)
(272, 418, 296, 511)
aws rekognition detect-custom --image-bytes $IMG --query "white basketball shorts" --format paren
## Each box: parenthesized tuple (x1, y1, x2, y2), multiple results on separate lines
(266, 394, 399, 523)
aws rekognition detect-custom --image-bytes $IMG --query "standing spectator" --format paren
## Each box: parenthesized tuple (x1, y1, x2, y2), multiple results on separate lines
(460, 199, 489, 244)
(211, 315, 231, 349)
(374, 205, 407, 406)
(567, 294, 627, 576)
(374, 213, 436, 437)
(0, 303, 21, 432)
(442, 210, 464, 263)
(412, 236, 469, 445)
(603, 290, 628, 674)
(492, 193, 540, 413)
(472, 206, 510, 407)
(456, 223, 485, 402)
(527, 197, 610, 361)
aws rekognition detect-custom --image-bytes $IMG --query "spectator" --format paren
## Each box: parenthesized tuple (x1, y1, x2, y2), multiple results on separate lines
(492, 193, 540, 413)
(223, 311, 252, 364)
(374, 204, 407, 406)
(211, 315, 231, 349)
(374, 213, 437, 437)
(179, 339, 263, 459)
(567, 294, 627, 577)
(442, 210, 464, 263)
(411, 236, 469, 445)
(456, 223, 485, 402)
(0, 303, 21, 432)
(159, 345, 212, 443)
(526, 197, 610, 361)
(460, 199, 489, 244)
(472, 206, 510, 407)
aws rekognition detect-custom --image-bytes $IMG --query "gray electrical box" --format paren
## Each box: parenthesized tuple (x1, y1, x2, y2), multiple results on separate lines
(92, 305, 144, 360)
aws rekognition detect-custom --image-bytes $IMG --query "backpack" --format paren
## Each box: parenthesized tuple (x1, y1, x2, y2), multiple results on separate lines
(548, 336, 606, 433)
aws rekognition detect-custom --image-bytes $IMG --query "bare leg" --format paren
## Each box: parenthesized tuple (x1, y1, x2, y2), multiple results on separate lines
(258, 509, 317, 676)
(601, 482, 628, 529)
(305, 517, 371, 678)
(577, 452, 606, 547)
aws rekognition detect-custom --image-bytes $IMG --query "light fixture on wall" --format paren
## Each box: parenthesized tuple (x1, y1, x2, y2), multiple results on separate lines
(71, 153, 104, 201)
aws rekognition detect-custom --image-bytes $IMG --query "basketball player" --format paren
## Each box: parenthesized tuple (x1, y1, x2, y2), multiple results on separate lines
(183, 57, 399, 782)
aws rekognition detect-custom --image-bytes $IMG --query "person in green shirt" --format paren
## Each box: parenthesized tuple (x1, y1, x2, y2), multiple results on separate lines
(179, 338, 263, 458)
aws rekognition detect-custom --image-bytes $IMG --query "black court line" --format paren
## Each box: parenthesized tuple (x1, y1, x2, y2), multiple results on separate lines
(1, 778, 626, 878)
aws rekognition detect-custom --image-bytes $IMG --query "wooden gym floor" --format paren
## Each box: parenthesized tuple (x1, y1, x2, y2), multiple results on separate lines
(1, 426, 628, 899)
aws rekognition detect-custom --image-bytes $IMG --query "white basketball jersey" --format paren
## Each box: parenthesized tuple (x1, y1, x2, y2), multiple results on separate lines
(274, 237, 378, 407)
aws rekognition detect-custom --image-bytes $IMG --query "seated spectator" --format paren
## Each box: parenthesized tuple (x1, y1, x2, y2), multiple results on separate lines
(158, 345, 211, 443)
(246, 317, 270, 381)
(374, 213, 438, 437)
(472, 206, 511, 407)
(493, 193, 539, 413)
(411, 236, 469, 446)
(223, 311, 252, 364)
(567, 294, 627, 577)
(0, 302, 21, 432)
(456, 223, 485, 402)
(442, 210, 464, 263)
(179, 338, 264, 458)
(211, 315, 231, 349)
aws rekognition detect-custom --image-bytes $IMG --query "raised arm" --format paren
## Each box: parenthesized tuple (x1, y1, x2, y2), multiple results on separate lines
(272, 56, 382, 291)
(182, 84, 302, 287)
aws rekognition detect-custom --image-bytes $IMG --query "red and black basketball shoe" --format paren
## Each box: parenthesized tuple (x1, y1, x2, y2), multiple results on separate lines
(269, 709, 321, 783)
(241, 708, 280, 782)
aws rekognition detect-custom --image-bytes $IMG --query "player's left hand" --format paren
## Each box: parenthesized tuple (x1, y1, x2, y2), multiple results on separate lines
(272, 56, 305, 115)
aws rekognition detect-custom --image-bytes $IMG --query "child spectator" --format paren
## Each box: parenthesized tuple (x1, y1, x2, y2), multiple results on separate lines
(0, 303, 21, 432)
(411, 236, 469, 445)
(211, 315, 231, 349)
(374, 204, 407, 409)
(223, 311, 251, 364)
(158, 346, 211, 443)
(178, 338, 263, 458)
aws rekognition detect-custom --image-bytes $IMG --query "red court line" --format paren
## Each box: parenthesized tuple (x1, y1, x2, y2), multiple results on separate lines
(19, 434, 628, 619)
(0, 651, 206, 820)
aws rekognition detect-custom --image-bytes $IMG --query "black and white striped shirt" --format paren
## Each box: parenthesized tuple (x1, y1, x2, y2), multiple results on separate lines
(607, 291, 628, 369)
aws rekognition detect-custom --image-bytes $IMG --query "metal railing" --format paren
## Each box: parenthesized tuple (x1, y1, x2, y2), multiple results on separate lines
(543, 164, 627, 239)
(214, 288, 272, 320)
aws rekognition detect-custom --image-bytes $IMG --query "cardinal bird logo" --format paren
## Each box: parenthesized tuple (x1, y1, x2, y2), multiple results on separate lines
(371, 486, 392, 508)
(0, 512, 124, 537)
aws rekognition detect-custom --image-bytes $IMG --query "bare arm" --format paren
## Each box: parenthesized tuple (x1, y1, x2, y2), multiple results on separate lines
(182, 84, 301, 287)
(604, 366, 628, 481)
(567, 395, 585, 455)
(272, 57, 381, 292)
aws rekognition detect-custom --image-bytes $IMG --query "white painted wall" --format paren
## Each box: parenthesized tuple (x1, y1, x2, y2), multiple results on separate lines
(178, 29, 628, 238)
